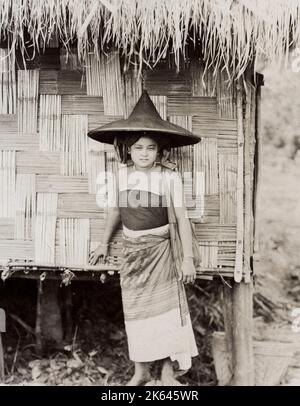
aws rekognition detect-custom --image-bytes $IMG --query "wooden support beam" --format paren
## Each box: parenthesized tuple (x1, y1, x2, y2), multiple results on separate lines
(62, 286, 73, 343)
(223, 281, 255, 385)
(0, 308, 5, 381)
(35, 280, 63, 351)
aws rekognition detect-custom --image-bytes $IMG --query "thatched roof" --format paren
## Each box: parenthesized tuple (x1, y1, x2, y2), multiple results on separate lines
(1, 0, 300, 78)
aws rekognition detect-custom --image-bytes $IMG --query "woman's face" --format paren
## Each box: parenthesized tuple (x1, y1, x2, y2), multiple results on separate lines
(129, 136, 159, 169)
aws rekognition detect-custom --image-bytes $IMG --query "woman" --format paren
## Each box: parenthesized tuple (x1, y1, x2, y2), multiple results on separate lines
(88, 91, 201, 385)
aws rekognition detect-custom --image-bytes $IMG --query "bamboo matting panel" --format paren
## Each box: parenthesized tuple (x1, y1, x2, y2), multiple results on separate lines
(39, 71, 87, 95)
(100, 52, 125, 116)
(56, 219, 90, 266)
(219, 154, 237, 224)
(0, 134, 39, 150)
(39, 71, 59, 94)
(57, 194, 101, 218)
(144, 69, 192, 95)
(124, 68, 142, 118)
(0, 49, 17, 114)
(0, 150, 16, 217)
(88, 142, 106, 195)
(59, 71, 86, 95)
(39, 95, 61, 151)
(191, 62, 216, 97)
(60, 48, 80, 71)
(0, 218, 14, 239)
(36, 175, 89, 194)
(16, 151, 61, 174)
(0, 50, 243, 278)
(0, 240, 34, 261)
(60, 115, 88, 176)
(17, 70, 39, 133)
(15, 174, 36, 240)
(61, 96, 103, 115)
(0, 115, 18, 132)
(88, 114, 123, 132)
(26, 48, 60, 70)
(86, 54, 103, 96)
(34, 193, 57, 264)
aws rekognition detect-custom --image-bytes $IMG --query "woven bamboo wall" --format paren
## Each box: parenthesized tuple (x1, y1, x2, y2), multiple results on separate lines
(0, 47, 256, 279)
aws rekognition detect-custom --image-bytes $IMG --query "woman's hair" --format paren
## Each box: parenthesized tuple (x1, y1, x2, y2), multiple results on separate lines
(113, 133, 172, 165)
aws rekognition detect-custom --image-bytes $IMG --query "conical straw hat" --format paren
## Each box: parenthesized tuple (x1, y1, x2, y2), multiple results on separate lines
(87, 90, 201, 147)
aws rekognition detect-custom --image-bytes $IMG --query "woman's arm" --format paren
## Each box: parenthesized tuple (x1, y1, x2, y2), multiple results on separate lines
(89, 206, 121, 265)
(169, 172, 196, 284)
(174, 207, 194, 258)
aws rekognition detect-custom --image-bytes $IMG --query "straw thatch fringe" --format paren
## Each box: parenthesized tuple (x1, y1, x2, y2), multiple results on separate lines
(0, 49, 16, 114)
(58, 219, 89, 266)
(34, 193, 57, 264)
(86, 53, 103, 96)
(39, 95, 61, 151)
(14, 174, 36, 240)
(0, 150, 16, 217)
(100, 51, 124, 116)
(1, 1, 299, 79)
(17, 70, 39, 133)
(61, 115, 88, 176)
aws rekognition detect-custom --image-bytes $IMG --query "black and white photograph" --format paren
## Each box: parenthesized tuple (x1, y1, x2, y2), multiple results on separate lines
(0, 0, 300, 392)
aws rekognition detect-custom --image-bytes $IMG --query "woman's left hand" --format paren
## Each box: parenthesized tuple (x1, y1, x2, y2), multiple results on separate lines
(178, 257, 196, 284)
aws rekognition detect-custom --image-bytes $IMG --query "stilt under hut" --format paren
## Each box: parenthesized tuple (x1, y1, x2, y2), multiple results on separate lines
(0, 0, 299, 385)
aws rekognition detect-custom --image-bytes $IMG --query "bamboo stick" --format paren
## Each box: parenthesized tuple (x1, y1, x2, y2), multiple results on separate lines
(243, 80, 254, 283)
(253, 81, 262, 261)
(234, 79, 244, 283)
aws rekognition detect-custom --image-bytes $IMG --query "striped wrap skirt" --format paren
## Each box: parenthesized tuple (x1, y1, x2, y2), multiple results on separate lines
(120, 228, 198, 371)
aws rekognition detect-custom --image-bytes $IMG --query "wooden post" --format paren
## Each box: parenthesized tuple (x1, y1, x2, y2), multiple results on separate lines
(0, 308, 5, 381)
(223, 281, 255, 385)
(36, 280, 63, 350)
(62, 286, 73, 343)
(222, 75, 255, 386)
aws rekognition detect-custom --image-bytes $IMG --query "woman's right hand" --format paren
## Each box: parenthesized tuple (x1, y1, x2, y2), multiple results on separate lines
(89, 244, 109, 265)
